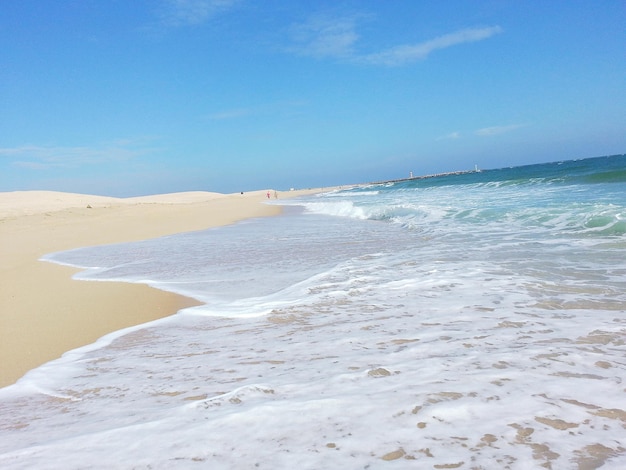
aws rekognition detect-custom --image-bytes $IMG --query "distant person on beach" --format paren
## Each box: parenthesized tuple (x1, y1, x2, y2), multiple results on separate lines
(274, 190, 278, 199)
(266, 191, 270, 199)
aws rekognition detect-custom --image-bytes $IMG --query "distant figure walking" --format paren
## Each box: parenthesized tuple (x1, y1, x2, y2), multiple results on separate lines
(266, 191, 271, 199)
(274, 190, 278, 199)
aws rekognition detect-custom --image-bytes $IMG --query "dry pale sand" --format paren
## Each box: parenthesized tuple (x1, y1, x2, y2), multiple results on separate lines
(0, 188, 324, 388)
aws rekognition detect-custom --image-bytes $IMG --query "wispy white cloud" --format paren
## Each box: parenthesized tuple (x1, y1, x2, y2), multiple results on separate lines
(0, 140, 155, 170)
(288, 15, 502, 66)
(475, 123, 527, 136)
(361, 26, 503, 66)
(436, 124, 527, 141)
(158, 0, 239, 27)
(289, 15, 360, 59)
(437, 131, 461, 141)
(207, 108, 253, 120)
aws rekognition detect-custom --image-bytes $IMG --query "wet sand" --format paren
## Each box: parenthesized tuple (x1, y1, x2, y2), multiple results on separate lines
(0, 189, 320, 387)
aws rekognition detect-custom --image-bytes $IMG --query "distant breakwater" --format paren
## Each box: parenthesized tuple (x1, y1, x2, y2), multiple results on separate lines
(372, 168, 479, 185)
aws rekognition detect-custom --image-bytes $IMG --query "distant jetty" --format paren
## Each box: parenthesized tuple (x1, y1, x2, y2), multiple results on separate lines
(370, 166, 480, 186)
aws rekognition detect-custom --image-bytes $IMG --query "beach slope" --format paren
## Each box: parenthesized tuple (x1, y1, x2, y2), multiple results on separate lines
(0, 189, 309, 387)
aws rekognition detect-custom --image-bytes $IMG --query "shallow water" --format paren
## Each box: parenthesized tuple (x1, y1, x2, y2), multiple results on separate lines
(1, 155, 625, 469)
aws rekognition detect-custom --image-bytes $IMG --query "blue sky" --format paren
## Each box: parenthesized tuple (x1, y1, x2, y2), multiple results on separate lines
(1, 0, 625, 196)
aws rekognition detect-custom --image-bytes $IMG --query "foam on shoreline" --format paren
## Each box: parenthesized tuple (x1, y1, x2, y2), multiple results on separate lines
(0, 188, 325, 387)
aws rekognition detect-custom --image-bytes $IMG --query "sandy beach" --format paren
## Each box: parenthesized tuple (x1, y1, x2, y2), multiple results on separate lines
(0, 189, 318, 388)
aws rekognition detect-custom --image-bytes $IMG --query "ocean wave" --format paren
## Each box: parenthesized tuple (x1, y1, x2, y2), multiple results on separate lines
(300, 200, 368, 219)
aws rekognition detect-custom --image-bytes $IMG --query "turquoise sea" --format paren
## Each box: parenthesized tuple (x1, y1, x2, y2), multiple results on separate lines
(1, 154, 625, 469)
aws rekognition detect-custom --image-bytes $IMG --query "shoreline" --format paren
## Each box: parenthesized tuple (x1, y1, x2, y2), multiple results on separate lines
(0, 188, 325, 388)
